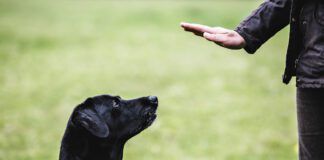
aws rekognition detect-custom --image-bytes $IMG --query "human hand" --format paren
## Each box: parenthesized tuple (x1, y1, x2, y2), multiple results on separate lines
(180, 22, 246, 50)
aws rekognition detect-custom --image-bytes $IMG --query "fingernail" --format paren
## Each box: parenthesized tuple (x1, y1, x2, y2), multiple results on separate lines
(180, 22, 188, 26)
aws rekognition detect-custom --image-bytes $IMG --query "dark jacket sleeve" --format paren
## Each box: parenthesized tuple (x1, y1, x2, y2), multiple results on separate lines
(235, 0, 291, 54)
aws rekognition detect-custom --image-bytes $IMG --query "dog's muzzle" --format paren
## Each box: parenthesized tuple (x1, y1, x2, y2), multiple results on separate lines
(143, 96, 158, 127)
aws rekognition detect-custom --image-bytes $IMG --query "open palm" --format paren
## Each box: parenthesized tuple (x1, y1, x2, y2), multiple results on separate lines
(181, 22, 246, 50)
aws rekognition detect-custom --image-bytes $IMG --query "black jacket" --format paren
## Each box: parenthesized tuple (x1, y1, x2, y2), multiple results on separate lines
(235, 0, 324, 88)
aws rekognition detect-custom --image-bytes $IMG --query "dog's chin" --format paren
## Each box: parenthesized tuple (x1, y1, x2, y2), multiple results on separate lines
(126, 105, 158, 139)
(125, 112, 157, 139)
(143, 111, 157, 128)
(137, 109, 157, 131)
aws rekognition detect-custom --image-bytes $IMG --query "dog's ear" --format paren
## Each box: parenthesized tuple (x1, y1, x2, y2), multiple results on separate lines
(72, 98, 109, 138)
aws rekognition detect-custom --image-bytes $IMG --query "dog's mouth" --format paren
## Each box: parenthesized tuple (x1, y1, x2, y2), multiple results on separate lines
(126, 104, 158, 138)
(141, 103, 158, 128)
(143, 109, 157, 126)
(145, 110, 157, 125)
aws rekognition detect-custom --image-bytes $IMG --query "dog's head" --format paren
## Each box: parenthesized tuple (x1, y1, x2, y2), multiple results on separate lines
(71, 95, 158, 140)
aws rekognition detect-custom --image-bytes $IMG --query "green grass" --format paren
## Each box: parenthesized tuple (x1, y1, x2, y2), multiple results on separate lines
(0, 1, 297, 160)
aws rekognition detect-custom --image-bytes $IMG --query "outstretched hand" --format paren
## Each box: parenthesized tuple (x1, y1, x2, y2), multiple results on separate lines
(180, 22, 246, 50)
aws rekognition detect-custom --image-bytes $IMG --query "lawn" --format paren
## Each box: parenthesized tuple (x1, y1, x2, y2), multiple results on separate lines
(0, 0, 297, 160)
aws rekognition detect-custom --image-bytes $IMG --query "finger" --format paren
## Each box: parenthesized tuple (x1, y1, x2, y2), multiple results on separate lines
(203, 32, 227, 43)
(212, 27, 231, 34)
(181, 23, 214, 33)
(183, 28, 204, 37)
(180, 22, 215, 34)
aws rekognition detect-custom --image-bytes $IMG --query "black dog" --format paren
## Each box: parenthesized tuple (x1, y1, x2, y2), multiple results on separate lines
(59, 95, 158, 160)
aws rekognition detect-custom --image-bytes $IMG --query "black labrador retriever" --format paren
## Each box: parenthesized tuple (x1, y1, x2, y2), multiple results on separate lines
(59, 95, 158, 160)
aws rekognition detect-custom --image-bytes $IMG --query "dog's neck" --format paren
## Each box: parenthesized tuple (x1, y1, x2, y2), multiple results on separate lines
(60, 124, 128, 160)
(103, 137, 126, 160)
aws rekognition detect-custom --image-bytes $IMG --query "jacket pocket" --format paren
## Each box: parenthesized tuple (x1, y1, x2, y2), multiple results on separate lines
(315, 2, 324, 26)
(311, 51, 324, 76)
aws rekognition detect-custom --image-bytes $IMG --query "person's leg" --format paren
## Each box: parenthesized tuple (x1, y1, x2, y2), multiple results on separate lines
(297, 88, 324, 160)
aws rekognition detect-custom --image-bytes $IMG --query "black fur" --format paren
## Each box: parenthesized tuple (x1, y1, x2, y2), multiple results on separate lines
(59, 95, 158, 160)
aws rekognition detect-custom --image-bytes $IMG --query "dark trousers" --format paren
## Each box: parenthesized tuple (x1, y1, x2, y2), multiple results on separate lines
(297, 88, 324, 160)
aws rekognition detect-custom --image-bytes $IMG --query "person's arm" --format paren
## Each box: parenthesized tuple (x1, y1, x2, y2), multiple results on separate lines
(235, 0, 291, 53)
(180, 0, 291, 53)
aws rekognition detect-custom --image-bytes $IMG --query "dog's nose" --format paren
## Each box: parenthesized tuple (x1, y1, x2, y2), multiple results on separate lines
(148, 96, 158, 105)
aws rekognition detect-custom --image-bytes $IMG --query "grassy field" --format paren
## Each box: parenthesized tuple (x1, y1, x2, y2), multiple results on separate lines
(0, 0, 297, 160)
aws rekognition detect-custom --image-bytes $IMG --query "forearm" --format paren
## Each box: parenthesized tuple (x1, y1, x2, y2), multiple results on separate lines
(235, 0, 291, 54)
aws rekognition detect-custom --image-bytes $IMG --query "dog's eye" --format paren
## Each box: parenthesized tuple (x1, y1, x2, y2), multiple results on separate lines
(111, 99, 121, 117)
(112, 99, 120, 108)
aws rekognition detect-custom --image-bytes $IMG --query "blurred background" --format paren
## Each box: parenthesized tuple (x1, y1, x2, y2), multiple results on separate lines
(0, 0, 297, 159)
